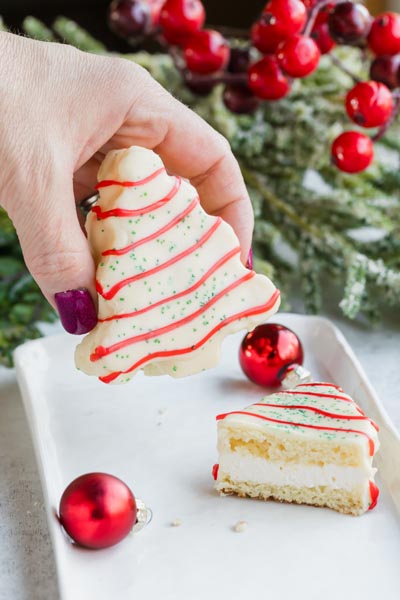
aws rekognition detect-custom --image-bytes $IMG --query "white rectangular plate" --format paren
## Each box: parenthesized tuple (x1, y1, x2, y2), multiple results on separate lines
(14, 314, 400, 600)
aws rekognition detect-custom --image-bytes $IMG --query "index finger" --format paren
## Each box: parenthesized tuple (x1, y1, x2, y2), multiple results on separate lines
(102, 69, 254, 262)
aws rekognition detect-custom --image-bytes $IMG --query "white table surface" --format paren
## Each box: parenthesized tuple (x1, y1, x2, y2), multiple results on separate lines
(1, 307, 399, 600)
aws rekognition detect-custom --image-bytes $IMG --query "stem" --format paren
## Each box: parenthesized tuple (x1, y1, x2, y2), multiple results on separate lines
(329, 53, 361, 83)
(186, 72, 247, 86)
(373, 95, 400, 142)
(303, 0, 340, 37)
(208, 25, 250, 40)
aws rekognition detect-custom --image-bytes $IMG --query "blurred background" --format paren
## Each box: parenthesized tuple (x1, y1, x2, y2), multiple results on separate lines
(0, 1, 397, 52)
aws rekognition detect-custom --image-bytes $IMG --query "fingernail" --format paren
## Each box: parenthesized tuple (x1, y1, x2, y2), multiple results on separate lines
(54, 289, 97, 335)
(245, 248, 253, 270)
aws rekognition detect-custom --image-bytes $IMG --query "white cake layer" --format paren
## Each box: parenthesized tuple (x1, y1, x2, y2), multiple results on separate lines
(218, 451, 376, 491)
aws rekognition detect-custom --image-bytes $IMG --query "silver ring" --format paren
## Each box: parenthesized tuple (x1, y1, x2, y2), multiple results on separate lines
(79, 193, 99, 213)
(132, 498, 153, 533)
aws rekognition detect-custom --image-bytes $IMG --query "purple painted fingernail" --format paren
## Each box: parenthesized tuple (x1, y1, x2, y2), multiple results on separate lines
(54, 289, 97, 335)
(245, 248, 253, 270)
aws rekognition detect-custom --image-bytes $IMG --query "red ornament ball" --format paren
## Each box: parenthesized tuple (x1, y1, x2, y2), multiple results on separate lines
(331, 131, 374, 173)
(368, 12, 400, 56)
(248, 56, 290, 100)
(276, 35, 321, 78)
(59, 473, 137, 549)
(184, 29, 230, 74)
(239, 323, 304, 387)
(345, 81, 393, 128)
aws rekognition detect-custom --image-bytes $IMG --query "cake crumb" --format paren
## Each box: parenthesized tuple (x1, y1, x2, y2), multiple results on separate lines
(158, 408, 166, 415)
(171, 519, 182, 527)
(233, 520, 247, 533)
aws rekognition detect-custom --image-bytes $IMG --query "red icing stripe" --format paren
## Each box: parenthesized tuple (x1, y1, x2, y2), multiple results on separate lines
(96, 218, 222, 300)
(91, 271, 256, 361)
(280, 390, 366, 416)
(215, 410, 375, 455)
(102, 197, 198, 256)
(252, 403, 379, 430)
(212, 464, 219, 481)
(368, 480, 379, 510)
(95, 166, 165, 189)
(98, 246, 241, 322)
(92, 177, 181, 220)
(98, 289, 281, 383)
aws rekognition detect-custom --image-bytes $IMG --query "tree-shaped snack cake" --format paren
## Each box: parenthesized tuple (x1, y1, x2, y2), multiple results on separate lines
(75, 146, 280, 384)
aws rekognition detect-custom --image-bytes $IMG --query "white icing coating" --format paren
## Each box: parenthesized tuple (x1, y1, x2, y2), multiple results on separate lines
(75, 146, 280, 383)
(217, 383, 380, 456)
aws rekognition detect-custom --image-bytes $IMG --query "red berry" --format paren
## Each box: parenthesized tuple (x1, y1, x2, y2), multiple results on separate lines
(277, 35, 320, 78)
(370, 54, 400, 90)
(301, 0, 318, 9)
(185, 72, 215, 96)
(227, 47, 251, 74)
(345, 81, 393, 128)
(223, 85, 260, 114)
(264, 0, 307, 37)
(328, 2, 371, 46)
(251, 16, 287, 54)
(108, 0, 152, 40)
(251, 0, 307, 54)
(311, 22, 336, 54)
(59, 473, 137, 549)
(160, 0, 205, 46)
(331, 132, 374, 173)
(184, 29, 230, 74)
(314, 3, 335, 25)
(368, 12, 400, 56)
(248, 56, 290, 100)
(148, 0, 165, 26)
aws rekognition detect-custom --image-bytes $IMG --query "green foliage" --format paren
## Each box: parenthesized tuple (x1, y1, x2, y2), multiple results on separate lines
(0, 16, 400, 365)
(0, 208, 56, 367)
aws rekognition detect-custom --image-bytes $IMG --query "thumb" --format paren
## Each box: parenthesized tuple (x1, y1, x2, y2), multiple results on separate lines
(11, 175, 97, 335)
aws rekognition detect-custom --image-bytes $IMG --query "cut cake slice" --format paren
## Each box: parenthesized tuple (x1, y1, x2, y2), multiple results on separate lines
(214, 382, 380, 515)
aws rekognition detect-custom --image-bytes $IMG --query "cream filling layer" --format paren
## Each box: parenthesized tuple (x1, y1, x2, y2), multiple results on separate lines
(219, 451, 375, 491)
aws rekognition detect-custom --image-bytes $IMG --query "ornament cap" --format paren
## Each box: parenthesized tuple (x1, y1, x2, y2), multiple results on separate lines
(132, 498, 153, 533)
(281, 363, 312, 389)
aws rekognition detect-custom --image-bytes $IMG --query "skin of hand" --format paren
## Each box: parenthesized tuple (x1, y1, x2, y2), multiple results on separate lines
(0, 32, 253, 330)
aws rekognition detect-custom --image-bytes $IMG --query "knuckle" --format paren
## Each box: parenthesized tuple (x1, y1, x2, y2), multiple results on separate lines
(215, 132, 232, 154)
(28, 248, 87, 285)
(109, 56, 153, 91)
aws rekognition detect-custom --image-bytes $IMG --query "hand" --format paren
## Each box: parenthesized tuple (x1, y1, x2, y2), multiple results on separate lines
(0, 33, 253, 333)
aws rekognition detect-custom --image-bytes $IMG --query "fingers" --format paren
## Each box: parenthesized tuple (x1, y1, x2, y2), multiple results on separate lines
(9, 170, 97, 334)
(99, 62, 254, 261)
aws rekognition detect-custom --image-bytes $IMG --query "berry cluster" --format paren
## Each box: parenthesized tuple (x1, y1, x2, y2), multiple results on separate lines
(108, 0, 400, 174)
